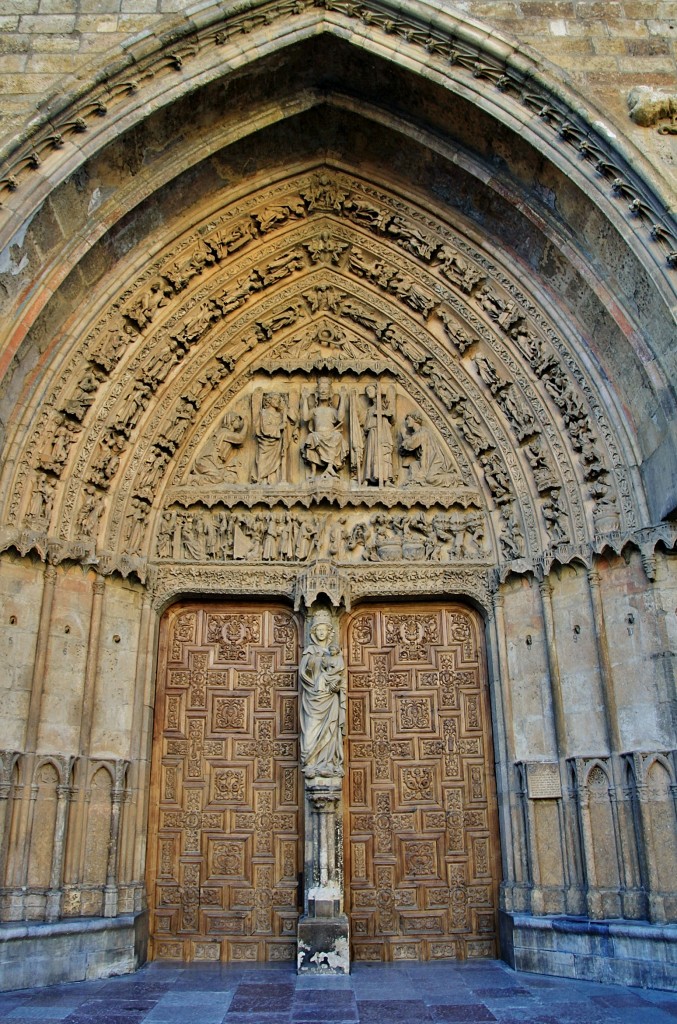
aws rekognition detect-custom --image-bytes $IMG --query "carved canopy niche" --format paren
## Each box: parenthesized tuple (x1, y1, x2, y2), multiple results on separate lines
(0, 168, 642, 590)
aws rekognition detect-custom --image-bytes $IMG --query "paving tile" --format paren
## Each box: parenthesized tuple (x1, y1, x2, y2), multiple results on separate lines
(7, 1011, 78, 1021)
(488, 1015, 563, 1024)
(291, 1007, 358, 1022)
(1, 959, 676, 1024)
(356, 998, 433, 1023)
(224, 1015, 292, 1024)
(428, 1007, 497, 1022)
(654, 1006, 677, 1020)
(294, 979, 354, 990)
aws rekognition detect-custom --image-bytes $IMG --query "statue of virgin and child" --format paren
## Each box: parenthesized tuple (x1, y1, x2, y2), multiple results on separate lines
(299, 609, 346, 780)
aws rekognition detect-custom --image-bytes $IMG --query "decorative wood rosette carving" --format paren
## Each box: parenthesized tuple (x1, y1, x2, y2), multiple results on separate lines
(0, 169, 644, 587)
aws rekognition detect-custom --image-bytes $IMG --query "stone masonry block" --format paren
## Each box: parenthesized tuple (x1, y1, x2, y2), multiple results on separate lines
(4, 0, 39, 13)
(18, 13, 77, 31)
(514, 947, 576, 975)
(120, 0, 159, 12)
(573, 953, 617, 984)
(520, 2, 576, 15)
(627, 37, 671, 55)
(38, 0, 77, 13)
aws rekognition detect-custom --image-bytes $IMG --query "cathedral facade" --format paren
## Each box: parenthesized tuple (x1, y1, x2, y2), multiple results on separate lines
(0, 0, 676, 992)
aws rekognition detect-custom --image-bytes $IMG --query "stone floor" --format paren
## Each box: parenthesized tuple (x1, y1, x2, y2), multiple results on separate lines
(1, 960, 677, 1023)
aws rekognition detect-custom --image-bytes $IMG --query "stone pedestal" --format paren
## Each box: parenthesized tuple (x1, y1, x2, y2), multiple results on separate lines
(297, 778, 350, 974)
(297, 914, 350, 974)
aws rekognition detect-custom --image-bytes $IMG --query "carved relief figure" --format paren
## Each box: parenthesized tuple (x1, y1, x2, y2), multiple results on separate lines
(542, 489, 570, 544)
(299, 609, 346, 779)
(27, 471, 56, 524)
(124, 496, 149, 555)
(479, 452, 512, 504)
(252, 391, 296, 485)
(361, 383, 395, 487)
(39, 417, 81, 473)
(398, 412, 456, 487)
(156, 510, 176, 558)
(89, 430, 126, 489)
(191, 412, 247, 484)
(62, 369, 104, 421)
(301, 377, 347, 480)
(498, 505, 524, 560)
(181, 513, 205, 561)
(76, 485, 104, 539)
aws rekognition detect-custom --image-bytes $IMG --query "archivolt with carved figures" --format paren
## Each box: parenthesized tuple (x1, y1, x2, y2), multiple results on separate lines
(345, 603, 500, 961)
(147, 603, 302, 963)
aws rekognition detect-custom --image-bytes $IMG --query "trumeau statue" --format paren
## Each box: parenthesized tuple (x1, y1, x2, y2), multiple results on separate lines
(299, 608, 346, 780)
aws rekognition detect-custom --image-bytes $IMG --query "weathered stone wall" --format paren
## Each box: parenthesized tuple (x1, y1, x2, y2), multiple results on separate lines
(1, 0, 676, 181)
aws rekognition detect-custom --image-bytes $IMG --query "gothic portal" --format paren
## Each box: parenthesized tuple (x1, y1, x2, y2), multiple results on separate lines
(0, 0, 676, 993)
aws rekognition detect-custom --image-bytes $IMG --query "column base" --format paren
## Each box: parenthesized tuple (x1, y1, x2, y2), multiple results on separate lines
(297, 914, 350, 974)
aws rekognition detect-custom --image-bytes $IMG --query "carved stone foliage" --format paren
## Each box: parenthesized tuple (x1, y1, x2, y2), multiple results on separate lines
(5, 169, 634, 573)
(149, 604, 300, 962)
(346, 604, 499, 961)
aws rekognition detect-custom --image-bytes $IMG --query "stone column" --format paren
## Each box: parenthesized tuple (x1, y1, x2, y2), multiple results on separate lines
(489, 588, 519, 903)
(104, 760, 129, 917)
(25, 564, 58, 753)
(122, 589, 153, 914)
(296, 603, 349, 974)
(538, 576, 584, 913)
(78, 574, 106, 755)
(45, 761, 75, 923)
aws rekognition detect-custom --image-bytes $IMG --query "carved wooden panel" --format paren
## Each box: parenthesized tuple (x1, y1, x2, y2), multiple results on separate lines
(345, 604, 499, 961)
(148, 604, 301, 962)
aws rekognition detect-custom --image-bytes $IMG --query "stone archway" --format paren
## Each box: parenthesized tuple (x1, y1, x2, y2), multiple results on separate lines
(0, 0, 675, 992)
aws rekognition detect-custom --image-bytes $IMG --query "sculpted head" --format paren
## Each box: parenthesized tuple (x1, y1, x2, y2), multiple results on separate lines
(263, 392, 282, 410)
(316, 377, 332, 401)
(309, 607, 334, 644)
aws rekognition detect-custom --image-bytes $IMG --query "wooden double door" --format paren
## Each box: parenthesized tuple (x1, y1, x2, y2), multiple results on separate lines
(147, 602, 499, 962)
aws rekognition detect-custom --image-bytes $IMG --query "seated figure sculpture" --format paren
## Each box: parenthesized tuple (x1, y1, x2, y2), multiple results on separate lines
(301, 377, 347, 480)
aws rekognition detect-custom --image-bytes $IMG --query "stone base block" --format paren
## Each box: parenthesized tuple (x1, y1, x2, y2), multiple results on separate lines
(297, 915, 350, 974)
(0, 912, 148, 992)
(501, 911, 677, 991)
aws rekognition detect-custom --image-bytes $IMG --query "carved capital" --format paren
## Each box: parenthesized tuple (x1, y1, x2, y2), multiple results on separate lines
(305, 779, 342, 813)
